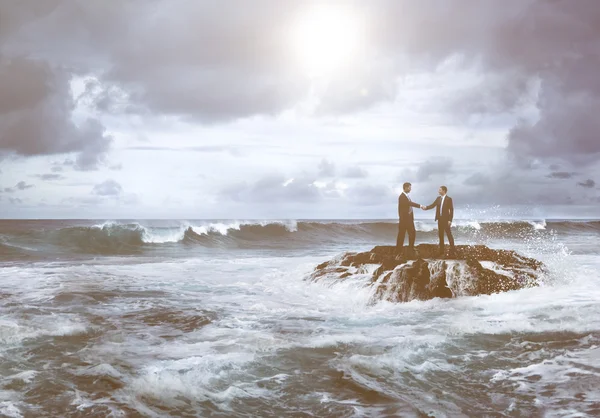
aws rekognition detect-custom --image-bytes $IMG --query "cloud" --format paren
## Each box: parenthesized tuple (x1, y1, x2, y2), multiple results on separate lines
(450, 161, 600, 206)
(317, 159, 336, 177)
(547, 172, 575, 179)
(577, 179, 596, 189)
(61, 195, 103, 207)
(15, 181, 34, 190)
(4, 1, 600, 161)
(109, 163, 123, 170)
(36, 1, 312, 123)
(3, 0, 600, 214)
(219, 169, 396, 209)
(220, 174, 321, 204)
(345, 183, 396, 206)
(393, 0, 600, 166)
(416, 157, 453, 182)
(464, 172, 491, 186)
(1, 181, 34, 193)
(343, 166, 369, 178)
(0, 56, 112, 170)
(35, 173, 65, 181)
(126, 145, 242, 156)
(92, 179, 123, 196)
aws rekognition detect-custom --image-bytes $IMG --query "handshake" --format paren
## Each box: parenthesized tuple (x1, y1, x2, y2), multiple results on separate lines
(419, 205, 427, 210)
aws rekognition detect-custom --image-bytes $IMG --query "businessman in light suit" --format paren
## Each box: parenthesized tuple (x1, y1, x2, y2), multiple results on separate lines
(423, 185, 455, 256)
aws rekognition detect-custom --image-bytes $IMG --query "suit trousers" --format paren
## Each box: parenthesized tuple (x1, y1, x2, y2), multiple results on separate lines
(438, 219, 455, 251)
(396, 216, 416, 252)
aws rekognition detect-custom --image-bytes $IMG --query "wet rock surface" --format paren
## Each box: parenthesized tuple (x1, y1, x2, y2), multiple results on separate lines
(310, 244, 544, 303)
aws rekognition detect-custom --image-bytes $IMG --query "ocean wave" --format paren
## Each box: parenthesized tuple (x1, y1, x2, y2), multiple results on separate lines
(0, 219, 598, 255)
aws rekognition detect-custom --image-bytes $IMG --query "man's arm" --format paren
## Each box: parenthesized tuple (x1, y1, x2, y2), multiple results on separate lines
(424, 196, 440, 210)
(398, 195, 403, 219)
(448, 197, 454, 222)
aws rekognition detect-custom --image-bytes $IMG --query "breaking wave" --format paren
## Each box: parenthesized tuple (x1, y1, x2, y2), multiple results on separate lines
(0, 219, 598, 255)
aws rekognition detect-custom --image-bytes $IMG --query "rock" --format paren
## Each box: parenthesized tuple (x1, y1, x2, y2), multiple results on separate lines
(309, 244, 543, 303)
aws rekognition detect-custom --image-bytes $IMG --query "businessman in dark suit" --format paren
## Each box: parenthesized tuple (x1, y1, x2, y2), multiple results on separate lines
(424, 185, 455, 255)
(397, 182, 422, 255)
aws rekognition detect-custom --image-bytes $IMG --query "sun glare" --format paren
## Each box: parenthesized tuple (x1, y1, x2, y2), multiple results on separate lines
(291, 5, 364, 78)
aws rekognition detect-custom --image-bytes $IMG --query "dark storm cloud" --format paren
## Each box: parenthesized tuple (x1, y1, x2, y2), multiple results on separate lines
(370, 0, 600, 166)
(0, 6, 111, 170)
(577, 179, 596, 189)
(547, 172, 575, 179)
(2, 0, 600, 210)
(92, 179, 123, 196)
(5, 1, 600, 138)
(422, 1, 599, 164)
(19, 0, 312, 123)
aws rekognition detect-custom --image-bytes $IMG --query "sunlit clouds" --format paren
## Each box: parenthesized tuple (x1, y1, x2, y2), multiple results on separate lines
(1, 1, 599, 218)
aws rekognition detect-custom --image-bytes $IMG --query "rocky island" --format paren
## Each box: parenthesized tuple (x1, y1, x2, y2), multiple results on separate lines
(310, 244, 544, 303)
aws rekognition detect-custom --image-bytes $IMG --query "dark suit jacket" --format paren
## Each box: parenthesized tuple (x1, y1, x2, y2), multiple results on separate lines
(425, 195, 454, 222)
(398, 193, 420, 223)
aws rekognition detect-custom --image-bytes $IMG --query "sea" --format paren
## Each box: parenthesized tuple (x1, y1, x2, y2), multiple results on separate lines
(0, 218, 599, 417)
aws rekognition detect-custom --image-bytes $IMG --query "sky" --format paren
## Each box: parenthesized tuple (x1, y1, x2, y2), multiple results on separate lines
(1, 0, 599, 219)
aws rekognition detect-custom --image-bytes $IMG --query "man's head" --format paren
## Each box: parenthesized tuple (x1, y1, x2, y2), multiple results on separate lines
(439, 185, 448, 196)
(403, 182, 412, 193)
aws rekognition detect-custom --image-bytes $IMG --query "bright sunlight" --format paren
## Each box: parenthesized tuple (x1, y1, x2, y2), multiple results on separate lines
(290, 5, 364, 78)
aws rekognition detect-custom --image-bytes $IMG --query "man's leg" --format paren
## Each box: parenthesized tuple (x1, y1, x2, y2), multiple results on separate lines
(445, 221, 455, 250)
(438, 220, 445, 254)
(396, 222, 407, 254)
(408, 220, 416, 248)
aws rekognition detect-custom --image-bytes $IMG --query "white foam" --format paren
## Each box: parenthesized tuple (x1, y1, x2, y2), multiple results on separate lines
(140, 224, 188, 243)
(0, 401, 23, 418)
(190, 222, 241, 236)
(0, 320, 37, 346)
(87, 220, 299, 243)
(129, 353, 262, 403)
(1, 239, 599, 415)
(490, 345, 600, 414)
(76, 363, 123, 379)
(7, 371, 37, 384)
(528, 220, 547, 230)
(189, 220, 298, 236)
(91, 220, 120, 229)
(415, 220, 482, 231)
(0, 314, 88, 351)
(479, 261, 515, 278)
